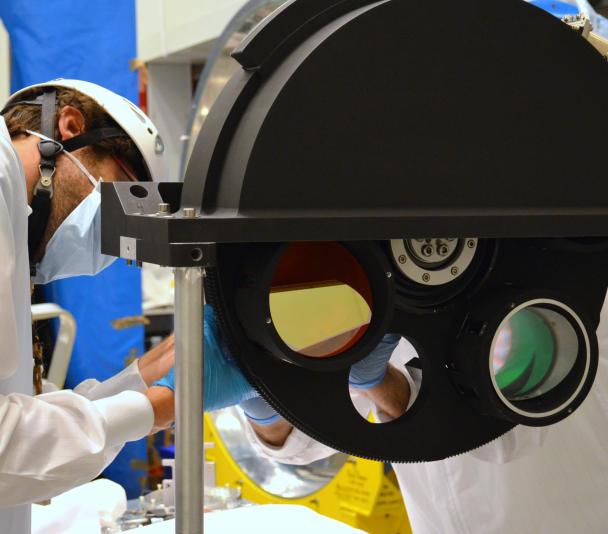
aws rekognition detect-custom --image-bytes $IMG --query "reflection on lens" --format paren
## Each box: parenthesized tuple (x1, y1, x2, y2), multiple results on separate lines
(270, 243, 372, 358)
(491, 306, 578, 401)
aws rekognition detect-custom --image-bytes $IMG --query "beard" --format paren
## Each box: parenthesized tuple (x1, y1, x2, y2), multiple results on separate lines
(31, 149, 99, 264)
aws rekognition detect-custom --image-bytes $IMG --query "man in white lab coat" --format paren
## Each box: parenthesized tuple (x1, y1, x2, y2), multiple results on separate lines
(0, 79, 176, 533)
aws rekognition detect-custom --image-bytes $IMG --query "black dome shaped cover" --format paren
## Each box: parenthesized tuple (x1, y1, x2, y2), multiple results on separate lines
(182, 0, 608, 242)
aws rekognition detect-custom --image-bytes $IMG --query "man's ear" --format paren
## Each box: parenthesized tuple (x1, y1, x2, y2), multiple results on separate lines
(57, 105, 85, 141)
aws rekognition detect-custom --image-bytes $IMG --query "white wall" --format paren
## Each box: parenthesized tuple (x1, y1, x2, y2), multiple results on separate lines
(147, 63, 192, 181)
(136, 0, 248, 63)
(0, 19, 9, 105)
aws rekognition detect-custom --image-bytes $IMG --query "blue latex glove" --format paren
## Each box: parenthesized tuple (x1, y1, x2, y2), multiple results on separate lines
(240, 396, 280, 426)
(154, 304, 258, 412)
(348, 334, 401, 389)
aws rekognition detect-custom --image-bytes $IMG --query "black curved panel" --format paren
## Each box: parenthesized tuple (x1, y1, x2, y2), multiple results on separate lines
(232, 0, 381, 70)
(181, 0, 608, 240)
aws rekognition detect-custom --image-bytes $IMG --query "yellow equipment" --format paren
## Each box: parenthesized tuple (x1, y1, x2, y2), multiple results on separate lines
(204, 410, 411, 534)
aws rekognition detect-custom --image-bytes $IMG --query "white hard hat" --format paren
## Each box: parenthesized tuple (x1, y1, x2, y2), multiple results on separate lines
(4, 79, 167, 182)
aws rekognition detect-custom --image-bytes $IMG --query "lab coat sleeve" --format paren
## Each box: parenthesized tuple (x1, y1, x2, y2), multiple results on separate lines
(73, 360, 148, 400)
(0, 389, 153, 507)
(244, 414, 339, 465)
(0, 166, 20, 380)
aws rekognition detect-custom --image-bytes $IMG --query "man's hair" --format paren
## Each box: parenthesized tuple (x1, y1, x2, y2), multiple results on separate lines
(3, 87, 145, 178)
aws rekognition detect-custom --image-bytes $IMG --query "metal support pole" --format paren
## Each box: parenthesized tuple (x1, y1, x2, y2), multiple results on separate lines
(174, 267, 204, 534)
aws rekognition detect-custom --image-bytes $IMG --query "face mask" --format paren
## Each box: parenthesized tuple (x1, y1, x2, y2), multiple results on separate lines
(27, 130, 117, 284)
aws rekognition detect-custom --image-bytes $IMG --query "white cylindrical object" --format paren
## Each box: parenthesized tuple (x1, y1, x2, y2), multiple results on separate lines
(174, 267, 204, 534)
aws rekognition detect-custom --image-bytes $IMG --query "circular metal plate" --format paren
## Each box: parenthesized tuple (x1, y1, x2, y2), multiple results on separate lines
(390, 238, 478, 286)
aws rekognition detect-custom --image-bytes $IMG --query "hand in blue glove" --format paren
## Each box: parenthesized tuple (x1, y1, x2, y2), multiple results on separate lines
(240, 396, 280, 426)
(348, 334, 401, 390)
(154, 304, 258, 412)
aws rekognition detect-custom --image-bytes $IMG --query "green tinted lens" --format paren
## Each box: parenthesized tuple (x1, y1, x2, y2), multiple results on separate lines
(492, 304, 581, 402)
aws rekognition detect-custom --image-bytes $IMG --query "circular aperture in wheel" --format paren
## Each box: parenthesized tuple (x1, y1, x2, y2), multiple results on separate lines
(269, 242, 373, 358)
(349, 335, 421, 424)
(489, 300, 592, 421)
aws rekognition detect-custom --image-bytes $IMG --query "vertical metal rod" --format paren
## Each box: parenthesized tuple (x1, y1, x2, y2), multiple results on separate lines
(174, 267, 204, 534)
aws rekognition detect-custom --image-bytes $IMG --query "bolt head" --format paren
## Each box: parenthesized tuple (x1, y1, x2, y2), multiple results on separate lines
(386, 271, 392, 279)
(265, 317, 272, 325)
(467, 240, 476, 249)
(451, 266, 459, 276)
(421, 244, 434, 257)
(398, 255, 407, 264)
(422, 273, 431, 283)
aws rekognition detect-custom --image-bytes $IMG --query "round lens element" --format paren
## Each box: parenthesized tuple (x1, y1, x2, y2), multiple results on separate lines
(491, 305, 579, 402)
(269, 243, 373, 358)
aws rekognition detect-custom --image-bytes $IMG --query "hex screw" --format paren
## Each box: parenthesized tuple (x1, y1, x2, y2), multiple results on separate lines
(386, 272, 393, 279)
(266, 317, 272, 325)
(158, 202, 170, 214)
(467, 240, 476, 249)
(421, 244, 434, 257)
(398, 255, 407, 264)
(438, 244, 449, 257)
(451, 266, 459, 276)
(422, 273, 431, 283)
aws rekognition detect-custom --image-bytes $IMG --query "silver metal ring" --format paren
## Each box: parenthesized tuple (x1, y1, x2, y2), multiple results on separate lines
(488, 299, 590, 419)
(390, 238, 478, 286)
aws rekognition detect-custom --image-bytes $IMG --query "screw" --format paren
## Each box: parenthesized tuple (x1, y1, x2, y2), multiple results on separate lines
(438, 244, 449, 257)
(467, 240, 476, 249)
(266, 317, 272, 325)
(183, 207, 196, 218)
(386, 272, 392, 279)
(422, 273, 431, 283)
(157, 202, 170, 214)
(421, 244, 434, 257)
(398, 255, 407, 264)
(451, 266, 459, 276)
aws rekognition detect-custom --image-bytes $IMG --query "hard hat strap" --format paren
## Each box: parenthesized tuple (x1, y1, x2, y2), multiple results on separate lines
(28, 88, 58, 273)
(61, 127, 125, 152)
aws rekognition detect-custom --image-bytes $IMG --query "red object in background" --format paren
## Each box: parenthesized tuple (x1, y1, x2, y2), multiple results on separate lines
(137, 63, 148, 114)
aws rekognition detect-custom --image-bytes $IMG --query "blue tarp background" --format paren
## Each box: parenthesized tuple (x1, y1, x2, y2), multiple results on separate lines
(0, 0, 148, 498)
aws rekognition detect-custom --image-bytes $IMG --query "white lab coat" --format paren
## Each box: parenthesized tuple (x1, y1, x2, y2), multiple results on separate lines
(0, 117, 154, 533)
(247, 312, 608, 534)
